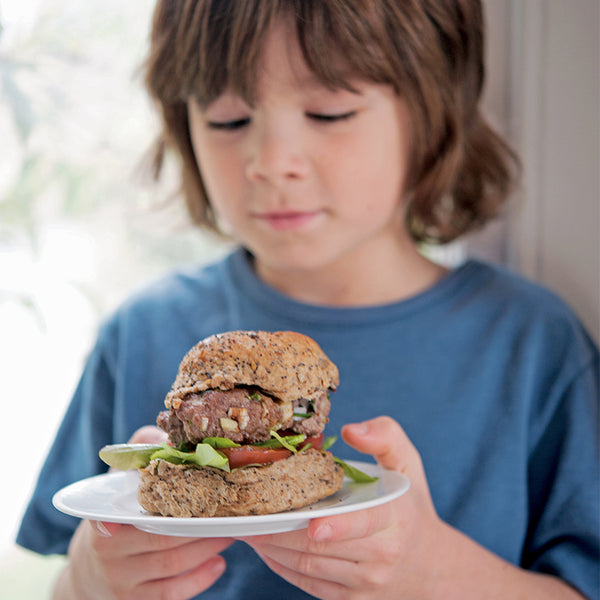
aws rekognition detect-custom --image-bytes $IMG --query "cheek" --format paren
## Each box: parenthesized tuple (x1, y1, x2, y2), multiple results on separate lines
(194, 143, 244, 212)
(323, 136, 407, 217)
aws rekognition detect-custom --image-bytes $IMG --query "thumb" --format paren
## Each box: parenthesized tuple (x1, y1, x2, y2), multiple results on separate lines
(128, 425, 168, 445)
(341, 416, 422, 476)
(89, 520, 121, 538)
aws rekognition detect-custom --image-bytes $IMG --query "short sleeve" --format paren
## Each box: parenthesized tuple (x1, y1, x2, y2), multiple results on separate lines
(523, 352, 600, 599)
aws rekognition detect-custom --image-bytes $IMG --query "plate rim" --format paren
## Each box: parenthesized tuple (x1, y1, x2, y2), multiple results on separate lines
(52, 460, 410, 534)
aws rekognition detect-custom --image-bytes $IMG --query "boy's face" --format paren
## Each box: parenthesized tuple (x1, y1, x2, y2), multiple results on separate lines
(188, 21, 414, 290)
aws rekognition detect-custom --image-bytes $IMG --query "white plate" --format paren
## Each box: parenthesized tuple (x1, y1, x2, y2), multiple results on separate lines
(52, 461, 410, 537)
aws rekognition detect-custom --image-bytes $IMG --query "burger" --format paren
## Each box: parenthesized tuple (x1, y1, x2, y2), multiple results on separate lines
(100, 330, 346, 517)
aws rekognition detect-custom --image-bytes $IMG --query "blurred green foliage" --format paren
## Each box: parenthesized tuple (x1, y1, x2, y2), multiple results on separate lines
(0, 5, 228, 596)
(0, 0, 229, 315)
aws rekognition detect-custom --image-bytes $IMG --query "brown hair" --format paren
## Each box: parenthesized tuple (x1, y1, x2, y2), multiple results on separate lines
(144, 0, 519, 244)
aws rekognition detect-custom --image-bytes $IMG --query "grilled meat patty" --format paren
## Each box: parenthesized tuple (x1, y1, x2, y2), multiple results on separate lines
(157, 386, 330, 446)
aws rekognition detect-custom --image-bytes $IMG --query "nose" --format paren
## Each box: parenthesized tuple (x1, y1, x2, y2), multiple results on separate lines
(245, 121, 310, 183)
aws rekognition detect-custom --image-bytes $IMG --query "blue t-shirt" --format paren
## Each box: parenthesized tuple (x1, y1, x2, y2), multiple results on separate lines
(18, 249, 600, 599)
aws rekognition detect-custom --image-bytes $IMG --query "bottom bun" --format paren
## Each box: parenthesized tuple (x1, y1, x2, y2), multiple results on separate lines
(138, 448, 344, 517)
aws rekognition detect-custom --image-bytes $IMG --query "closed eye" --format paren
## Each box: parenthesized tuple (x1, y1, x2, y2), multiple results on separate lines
(206, 117, 251, 131)
(306, 111, 357, 123)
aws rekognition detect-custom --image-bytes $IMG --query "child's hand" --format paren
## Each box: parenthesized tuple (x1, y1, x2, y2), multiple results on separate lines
(127, 424, 169, 445)
(52, 425, 233, 600)
(239, 416, 444, 600)
(55, 521, 232, 600)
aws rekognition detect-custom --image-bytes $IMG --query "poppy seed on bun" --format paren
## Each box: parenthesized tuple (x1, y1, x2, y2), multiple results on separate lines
(165, 330, 339, 408)
(140, 331, 344, 517)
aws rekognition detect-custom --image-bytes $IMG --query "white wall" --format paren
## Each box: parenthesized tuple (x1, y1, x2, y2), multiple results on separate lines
(505, 0, 599, 341)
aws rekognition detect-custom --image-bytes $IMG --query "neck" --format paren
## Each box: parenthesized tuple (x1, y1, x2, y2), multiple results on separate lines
(252, 239, 447, 307)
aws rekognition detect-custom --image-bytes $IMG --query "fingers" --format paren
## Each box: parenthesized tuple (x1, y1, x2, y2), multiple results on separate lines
(89, 521, 230, 558)
(244, 418, 439, 600)
(253, 547, 348, 600)
(252, 529, 417, 600)
(136, 555, 227, 600)
(128, 425, 168, 444)
(82, 521, 233, 598)
(243, 531, 361, 563)
(90, 520, 120, 537)
(112, 537, 233, 588)
(341, 416, 423, 475)
(280, 504, 395, 549)
(309, 417, 432, 545)
(243, 504, 395, 561)
(309, 500, 402, 547)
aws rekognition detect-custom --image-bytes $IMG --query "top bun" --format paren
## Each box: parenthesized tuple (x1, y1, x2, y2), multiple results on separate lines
(165, 331, 339, 409)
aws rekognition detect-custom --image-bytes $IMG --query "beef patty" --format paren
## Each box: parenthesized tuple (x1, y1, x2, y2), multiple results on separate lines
(157, 386, 330, 446)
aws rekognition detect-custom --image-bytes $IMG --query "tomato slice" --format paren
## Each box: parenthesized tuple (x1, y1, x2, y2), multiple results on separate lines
(220, 446, 292, 469)
(300, 433, 324, 451)
(219, 433, 326, 469)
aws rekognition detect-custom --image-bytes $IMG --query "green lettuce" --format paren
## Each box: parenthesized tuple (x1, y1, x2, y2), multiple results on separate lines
(149, 443, 230, 472)
(99, 434, 379, 483)
(333, 457, 379, 483)
(99, 442, 230, 472)
(255, 433, 306, 449)
(202, 437, 240, 449)
(322, 436, 379, 483)
(98, 443, 160, 471)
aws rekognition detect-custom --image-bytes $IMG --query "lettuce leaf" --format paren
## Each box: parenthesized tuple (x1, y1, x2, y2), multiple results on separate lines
(99, 443, 161, 470)
(333, 457, 379, 483)
(322, 435, 337, 451)
(317, 436, 379, 482)
(202, 437, 240, 449)
(254, 431, 305, 452)
(99, 437, 379, 483)
(150, 443, 230, 472)
(99, 442, 231, 472)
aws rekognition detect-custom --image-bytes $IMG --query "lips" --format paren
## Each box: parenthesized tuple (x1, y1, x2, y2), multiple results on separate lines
(251, 209, 323, 231)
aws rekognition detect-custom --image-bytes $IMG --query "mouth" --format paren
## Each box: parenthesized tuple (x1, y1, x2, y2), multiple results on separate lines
(251, 209, 324, 231)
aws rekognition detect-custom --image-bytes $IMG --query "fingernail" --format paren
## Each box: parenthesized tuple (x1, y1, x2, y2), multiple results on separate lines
(312, 523, 332, 542)
(94, 521, 112, 537)
(350, 422, 368, 436)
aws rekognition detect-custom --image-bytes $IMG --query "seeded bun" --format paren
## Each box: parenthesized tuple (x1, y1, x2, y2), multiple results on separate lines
(138, 448, 344, 517)
(165, 330, 339, 410)
(141, 330, 343, 518)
